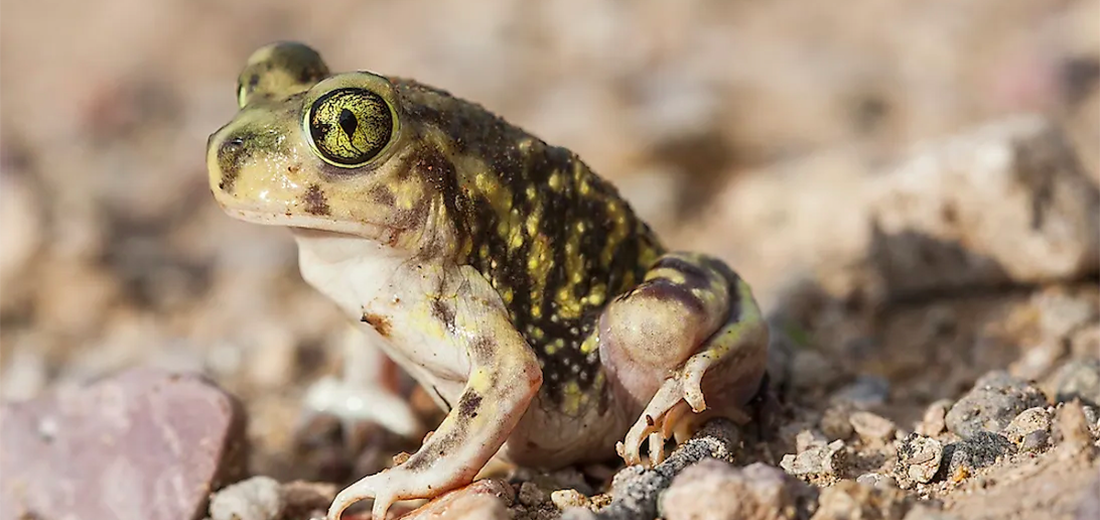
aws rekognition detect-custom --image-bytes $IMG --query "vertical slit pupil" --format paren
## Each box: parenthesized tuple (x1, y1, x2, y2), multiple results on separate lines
(338, 108, 358, 137)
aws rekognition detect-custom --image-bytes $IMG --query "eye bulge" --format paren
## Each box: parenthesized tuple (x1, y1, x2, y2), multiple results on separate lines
(307, 87, 395, 167)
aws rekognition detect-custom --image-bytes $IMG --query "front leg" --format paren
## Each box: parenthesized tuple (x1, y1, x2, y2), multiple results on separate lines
(328, 269, 543, 519)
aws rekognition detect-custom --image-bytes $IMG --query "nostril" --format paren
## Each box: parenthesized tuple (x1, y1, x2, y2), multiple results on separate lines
(227, 136, 245, 148)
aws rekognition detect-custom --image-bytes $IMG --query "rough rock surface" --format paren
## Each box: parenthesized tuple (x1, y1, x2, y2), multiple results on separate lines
(0, 368, 248, 520)
(810, 480, 911, 520)
(662, 460, 814, 520)
(945, 371, 1048, 439)
(867, 115, 1099, 299)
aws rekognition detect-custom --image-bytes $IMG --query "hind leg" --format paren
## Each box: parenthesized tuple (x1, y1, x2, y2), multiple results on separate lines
(597, 253, 769, 466)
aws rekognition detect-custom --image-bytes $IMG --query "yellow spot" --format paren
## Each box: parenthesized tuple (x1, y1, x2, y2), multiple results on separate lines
(580, 334, 599, 354)
(545, 338, 565, 355)
(467, 368, 492, 392)
(525, 211, 541, 236)
(501, 287, 514, 304)
(526, 185, 537, 200)
(393, 181, 424, 210)
(562, 380, 583, 415)
(585, 284, 607, 306)
(548, 171, 562, 191)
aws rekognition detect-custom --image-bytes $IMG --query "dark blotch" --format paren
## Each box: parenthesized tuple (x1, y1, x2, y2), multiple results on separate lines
(303, 184, 330, 216)
(431, 299, 456, 333)
(216, 135, 248, 193)
(458, 391, 482, 419)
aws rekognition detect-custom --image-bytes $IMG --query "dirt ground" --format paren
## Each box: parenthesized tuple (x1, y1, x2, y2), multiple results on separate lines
(2, 1, 1098, 519)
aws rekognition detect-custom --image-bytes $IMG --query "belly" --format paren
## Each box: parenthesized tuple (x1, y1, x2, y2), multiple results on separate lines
(499, 383, 634, 468)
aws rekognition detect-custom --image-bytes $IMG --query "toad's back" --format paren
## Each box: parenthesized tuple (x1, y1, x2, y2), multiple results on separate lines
(389, 79, 664, 402)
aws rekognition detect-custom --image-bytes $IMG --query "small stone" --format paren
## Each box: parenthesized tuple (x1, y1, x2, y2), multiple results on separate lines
(866, 115, 1100, 296)
(855, 473, 897, 490)
(208, 476, 283, 520)
(849, 411, 897, 444)
(796, 429, 830, 453)
(1035, 290, 1098, 340)
(1021, 430, 1051, 452)
(896, 434, 944, 485)
(1002, 407, 1052, 446)
(945, 371, 1048, 438)
(1047, 360, 1100, 406)
(279, 481, 337, 520)
(943, 432, 1016, 477)
(550, 489, 590, 510)
(1009, 338, 1067, 381)
(1054, 400, 1096, 457)
(403, 479, 513, 520)
(820, 405, 855, 440)
(518, 481, 549, 507)
(0, 368, 248, 520)
(662, 460, 814, 520)
(829, 376, 890, 408)
(810, 480, 910, 520)
(780, 440, 847, 479)
(917, 400, 952, 436)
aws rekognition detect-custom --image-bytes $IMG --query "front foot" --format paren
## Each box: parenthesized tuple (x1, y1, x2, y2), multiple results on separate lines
(328, 468, 399, 519)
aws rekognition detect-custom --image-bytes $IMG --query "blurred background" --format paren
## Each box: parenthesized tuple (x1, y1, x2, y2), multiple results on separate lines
(2, 0, 1098, 510)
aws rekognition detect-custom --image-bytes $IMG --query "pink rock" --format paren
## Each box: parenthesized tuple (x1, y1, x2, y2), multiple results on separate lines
(0, 368, 248, 520)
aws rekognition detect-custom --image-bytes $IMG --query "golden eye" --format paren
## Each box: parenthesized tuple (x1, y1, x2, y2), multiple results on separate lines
(306, 87, 394, 167)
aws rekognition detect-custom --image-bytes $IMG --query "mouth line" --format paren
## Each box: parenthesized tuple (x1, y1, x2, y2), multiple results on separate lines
(220, 206, 395, 241)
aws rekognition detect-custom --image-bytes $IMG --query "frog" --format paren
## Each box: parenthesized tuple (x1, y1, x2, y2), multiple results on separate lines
(205, 42, 770, 519)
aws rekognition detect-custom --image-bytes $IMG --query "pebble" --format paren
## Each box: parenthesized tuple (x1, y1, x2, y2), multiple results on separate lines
(849, 411, 897, 444)
(551, 489, 590, 510)
(796, 429, 830, 453)
(1047, 359, 1100, 406)
(663, 460, 813, 520)
(855, 473, 898, 490)
(820, 405, 855, 440)
(208, 476, 283, 520)
(916, 399, 952, 436)
(518, 481, 550, 507)
(943, 432, 1016, 477)
(810, 480, 909, 520)
(896, 434, 944, 485)
(1054, 400, 1096, 457)
(1001, 407, 1052, 448)
(780, 440, 847, 479)
(1035, 290, 1098, 340)
(829, 375, 891, 409)
(1009, 338, 1067, 381)
(0, 368, 248, 520)
(945, 371, 1048, 438)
